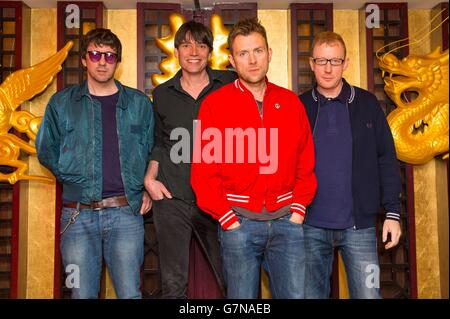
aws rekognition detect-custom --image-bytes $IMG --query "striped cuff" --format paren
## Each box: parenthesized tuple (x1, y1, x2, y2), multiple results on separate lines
(290, 203, 306, 217)
(385, 212, 401, 221)
(219, 210, 239, 230)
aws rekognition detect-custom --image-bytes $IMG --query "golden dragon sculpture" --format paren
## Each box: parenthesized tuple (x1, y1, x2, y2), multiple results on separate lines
(0, 41, 73, 184)
(378, 47, 449, 164)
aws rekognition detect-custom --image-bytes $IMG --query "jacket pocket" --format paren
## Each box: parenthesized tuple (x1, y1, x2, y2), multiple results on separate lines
(58, 126, 84, 179)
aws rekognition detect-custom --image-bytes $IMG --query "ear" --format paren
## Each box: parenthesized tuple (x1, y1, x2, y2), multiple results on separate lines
(309, 57, 315, 72)
(268, 47, 272, 63)
(229, 53, 236, 69)
(342, 57, 349, 72)
(81, 56, 87, 68)
(174, 48, 179, 60)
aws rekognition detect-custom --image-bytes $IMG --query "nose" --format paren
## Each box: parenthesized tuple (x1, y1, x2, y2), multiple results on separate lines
(98, 54, 107, 65)
(324, 61, 332, 72)
(249, 52, 256, 64)
(191, 44, 198, 55)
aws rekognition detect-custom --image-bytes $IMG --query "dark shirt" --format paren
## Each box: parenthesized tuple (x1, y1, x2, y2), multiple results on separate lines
(151, 67, 237, 200)
(92, 91, 125, 199)
(306, 86, 354, 229)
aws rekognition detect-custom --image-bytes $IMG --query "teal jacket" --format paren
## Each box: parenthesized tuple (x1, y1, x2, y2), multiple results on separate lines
(36, 80, 154, 214)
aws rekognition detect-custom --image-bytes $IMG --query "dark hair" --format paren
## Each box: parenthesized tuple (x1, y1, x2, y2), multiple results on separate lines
(227, 18, 268, 53)
(174, 20, 213, 52)
(81, 28, 122, 62)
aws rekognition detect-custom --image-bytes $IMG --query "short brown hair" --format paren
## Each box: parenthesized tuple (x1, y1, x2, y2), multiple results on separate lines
(227, 18, 268, 53)
(311, 31, 347, 58)
(81, 28, 122, 62)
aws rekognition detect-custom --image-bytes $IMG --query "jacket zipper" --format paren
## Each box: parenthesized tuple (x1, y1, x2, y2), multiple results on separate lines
(253, 93, 266, 207)
(88, 94, 96, 200)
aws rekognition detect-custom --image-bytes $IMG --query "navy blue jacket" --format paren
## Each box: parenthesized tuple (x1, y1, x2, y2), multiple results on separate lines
(299, 79, 402, 229)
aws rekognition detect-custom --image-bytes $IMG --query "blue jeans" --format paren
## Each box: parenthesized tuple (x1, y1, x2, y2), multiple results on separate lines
(219, 213, 305, 299)
(303, 224, 381, 299)
(60, 205, 144, 299)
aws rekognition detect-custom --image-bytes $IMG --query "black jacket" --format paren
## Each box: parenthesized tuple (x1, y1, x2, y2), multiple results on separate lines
(150, 67, 237, 200)
(299, 79, 402, 229)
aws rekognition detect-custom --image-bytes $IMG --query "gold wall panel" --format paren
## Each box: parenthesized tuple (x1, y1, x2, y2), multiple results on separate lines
(334, 10, 361, 88)
(408, 9, 448, 299)
(106, 10, 137, 88)
(413, 159, 448, 298)
(18, 8, 58, 299)
(259, 10, 289, 89)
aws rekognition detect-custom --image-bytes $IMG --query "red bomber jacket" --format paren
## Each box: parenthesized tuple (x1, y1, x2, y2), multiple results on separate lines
(191, 78, 317, 230)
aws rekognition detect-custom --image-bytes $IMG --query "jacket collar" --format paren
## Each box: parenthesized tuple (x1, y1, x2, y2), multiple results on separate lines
(311, 78, 355, 104)
(169, 67, 225, 91)
(75, 79, 128, 109)
(233, 76, 272, 96)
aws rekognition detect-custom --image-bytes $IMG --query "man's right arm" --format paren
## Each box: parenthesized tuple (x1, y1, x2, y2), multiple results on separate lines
(35, 98, 61, 180)
(144, 160, 172, 200)
(144, 91, 172, 200)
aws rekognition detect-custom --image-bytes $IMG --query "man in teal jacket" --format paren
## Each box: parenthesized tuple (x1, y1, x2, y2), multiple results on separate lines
(36, 28, 154, 298)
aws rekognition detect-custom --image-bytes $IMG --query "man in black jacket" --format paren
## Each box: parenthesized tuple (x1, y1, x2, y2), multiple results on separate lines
(299, 31, 402, 299)
(144, 21, 236, 298)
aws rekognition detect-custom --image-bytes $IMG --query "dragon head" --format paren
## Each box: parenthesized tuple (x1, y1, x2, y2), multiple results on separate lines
(377, 48, 449, 164)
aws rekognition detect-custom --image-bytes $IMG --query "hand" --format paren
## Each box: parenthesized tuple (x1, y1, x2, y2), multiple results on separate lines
(144, 178, 172, 200)
(227, 221, 241, 230)
(382, 219, 402, 249)
(140, 191, 152, 215)
(289, 212, 305, 224)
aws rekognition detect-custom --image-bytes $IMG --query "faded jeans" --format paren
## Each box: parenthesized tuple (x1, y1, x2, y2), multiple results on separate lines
(60, 205, 144, 299)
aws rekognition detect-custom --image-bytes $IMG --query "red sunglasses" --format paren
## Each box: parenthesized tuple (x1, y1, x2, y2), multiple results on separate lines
(87, 50, 118, 64)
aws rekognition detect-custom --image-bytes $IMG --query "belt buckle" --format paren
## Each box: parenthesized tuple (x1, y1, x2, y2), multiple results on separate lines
(91, 200, 103, 211)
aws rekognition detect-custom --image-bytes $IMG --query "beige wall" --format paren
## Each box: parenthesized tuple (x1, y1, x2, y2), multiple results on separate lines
(19, 8, 58, 299)
(259, 10, 289, 89)
(106, 10, 137, 88)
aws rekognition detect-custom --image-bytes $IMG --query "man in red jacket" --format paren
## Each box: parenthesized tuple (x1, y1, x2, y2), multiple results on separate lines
(191, 18, 317, 299)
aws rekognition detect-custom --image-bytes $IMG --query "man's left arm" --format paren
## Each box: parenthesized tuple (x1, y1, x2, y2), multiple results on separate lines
(140, 97, 155, 215)
(374, 99, 402, 249)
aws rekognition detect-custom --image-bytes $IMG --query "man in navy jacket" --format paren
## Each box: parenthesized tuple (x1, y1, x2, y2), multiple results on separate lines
(299, 31, 402, 299)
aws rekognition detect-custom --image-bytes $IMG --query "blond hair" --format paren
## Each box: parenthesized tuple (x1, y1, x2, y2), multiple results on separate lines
(311, 31, 347, 57)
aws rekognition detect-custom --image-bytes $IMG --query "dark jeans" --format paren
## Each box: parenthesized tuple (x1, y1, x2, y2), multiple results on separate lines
(152, 198, 224, 298)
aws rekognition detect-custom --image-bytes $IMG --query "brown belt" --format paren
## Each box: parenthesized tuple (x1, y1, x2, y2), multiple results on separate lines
(63, 195, 128, 210)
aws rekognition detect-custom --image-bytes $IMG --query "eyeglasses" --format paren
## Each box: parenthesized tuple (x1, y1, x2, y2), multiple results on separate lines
(312, 58, 345, 66)
(87, 50, 118, 64)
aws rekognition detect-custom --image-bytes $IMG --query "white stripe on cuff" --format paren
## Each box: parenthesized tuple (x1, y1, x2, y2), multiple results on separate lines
(386, 212, 400, 219)
(220, 214, 236, 226)
(219, 210, 234, 223)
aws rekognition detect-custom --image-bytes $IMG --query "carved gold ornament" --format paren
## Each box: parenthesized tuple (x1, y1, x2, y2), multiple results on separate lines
(151, 13, 230, 87)
(378, 47, 449, 165)
(151, 13, 185, 87)
(0, 41, 73, 184)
